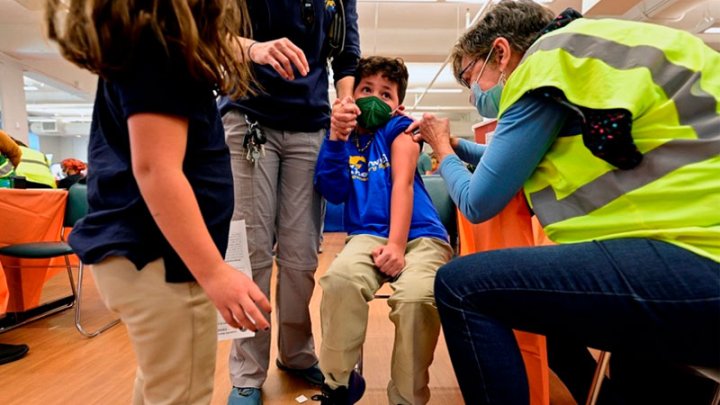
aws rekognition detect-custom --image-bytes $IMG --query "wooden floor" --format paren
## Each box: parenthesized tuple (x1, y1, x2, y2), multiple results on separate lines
(0, 232, 575, 405)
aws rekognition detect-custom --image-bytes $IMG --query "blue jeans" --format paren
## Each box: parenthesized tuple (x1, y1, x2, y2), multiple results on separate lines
(435, 238, 720, 405)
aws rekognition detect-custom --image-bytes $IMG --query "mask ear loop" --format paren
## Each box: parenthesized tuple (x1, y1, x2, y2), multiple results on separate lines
(471, 48, 495, 87)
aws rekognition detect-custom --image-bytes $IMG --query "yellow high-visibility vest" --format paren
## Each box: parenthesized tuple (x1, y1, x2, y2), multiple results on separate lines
(498, 18, 720, 262)
(16, 146, 57, 189)
(0, 155, 14, 179)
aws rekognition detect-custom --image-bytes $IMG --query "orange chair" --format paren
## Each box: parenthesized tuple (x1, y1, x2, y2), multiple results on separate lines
(456, 191, 551, 405)
(0, 184, 119, 337)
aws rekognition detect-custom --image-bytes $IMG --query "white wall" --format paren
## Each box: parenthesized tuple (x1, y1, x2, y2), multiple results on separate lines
(0, 58, 29, 142)
(38, 135, 88, 164)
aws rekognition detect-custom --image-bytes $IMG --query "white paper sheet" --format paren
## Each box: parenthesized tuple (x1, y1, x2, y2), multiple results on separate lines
(217, 220, 256, 340)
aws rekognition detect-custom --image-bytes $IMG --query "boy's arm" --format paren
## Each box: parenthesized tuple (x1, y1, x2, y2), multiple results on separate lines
(372, 133, 418, 278)
(314, 136, 351, 204)
(128, 113, 270, 331)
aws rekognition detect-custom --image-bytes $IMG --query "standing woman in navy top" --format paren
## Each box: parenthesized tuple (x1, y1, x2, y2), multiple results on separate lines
(46, 1, 270, 403)
(217, 1, 360, 403)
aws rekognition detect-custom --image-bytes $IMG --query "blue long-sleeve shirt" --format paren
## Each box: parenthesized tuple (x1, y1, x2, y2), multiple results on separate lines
(315, 116, 449, 242)
(441, 95, 580, 223)
(218, 0, 360, 132)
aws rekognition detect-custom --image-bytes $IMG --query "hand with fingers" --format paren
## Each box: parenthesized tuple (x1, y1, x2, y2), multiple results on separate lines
(248, 37, 310, 81)
(372, 243, 406, 279)
(405, 113, 455, 157)
(201, 263, 271, 332)
(330, 96, 360, 142)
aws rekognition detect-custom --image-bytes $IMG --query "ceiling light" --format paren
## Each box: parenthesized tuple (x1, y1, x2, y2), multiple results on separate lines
(703, 27, 720, 34)
(358, 0, 435, 2)
(407, 88, 463, 94)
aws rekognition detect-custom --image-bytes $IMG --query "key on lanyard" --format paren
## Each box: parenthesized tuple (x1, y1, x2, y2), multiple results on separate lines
(244, 116, 266, 165)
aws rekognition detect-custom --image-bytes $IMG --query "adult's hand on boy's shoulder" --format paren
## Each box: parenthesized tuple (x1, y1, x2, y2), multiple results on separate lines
(330, 96, 360, 141)
(372, 243, 405, 278)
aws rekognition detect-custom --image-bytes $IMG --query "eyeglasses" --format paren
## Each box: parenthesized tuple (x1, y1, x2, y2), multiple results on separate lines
(302, 0, 315, 28)
(458, 59, 478, 88)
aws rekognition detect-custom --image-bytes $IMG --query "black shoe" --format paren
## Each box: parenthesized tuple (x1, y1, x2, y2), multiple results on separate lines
(311, 370, 365, 405)
(276, 359, 325, 386)
(0, 343, 29, 365)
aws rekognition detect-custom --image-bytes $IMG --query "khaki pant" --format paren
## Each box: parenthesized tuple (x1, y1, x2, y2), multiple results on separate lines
(319, 235, 453, 405)
(92, 257, 217, 405)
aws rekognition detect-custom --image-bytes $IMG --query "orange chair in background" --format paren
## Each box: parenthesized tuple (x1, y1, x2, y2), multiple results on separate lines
(456, 192, 551, 405)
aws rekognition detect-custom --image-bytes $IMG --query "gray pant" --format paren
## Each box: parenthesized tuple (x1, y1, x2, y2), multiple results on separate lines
(223, 110, 323, 388)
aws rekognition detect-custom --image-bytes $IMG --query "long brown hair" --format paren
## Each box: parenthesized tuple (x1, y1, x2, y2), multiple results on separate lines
(46, 0, 253, 99)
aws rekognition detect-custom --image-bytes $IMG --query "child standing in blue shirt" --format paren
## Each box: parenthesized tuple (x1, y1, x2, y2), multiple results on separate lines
(313, 57, 453, 405)
(47, 1, 270, 403)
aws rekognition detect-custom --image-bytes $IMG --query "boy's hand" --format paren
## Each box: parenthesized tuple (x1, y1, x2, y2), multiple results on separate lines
(330, 96, 360, 141)
(199, 263, 271, 332)
(372, 243, 406, 278)
(248, 38, 309, 80)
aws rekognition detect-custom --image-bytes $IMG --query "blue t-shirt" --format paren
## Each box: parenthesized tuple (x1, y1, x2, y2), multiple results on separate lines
(218, 0, 361, 132)
(68, 37, 234, 283)
(314, 116, 448, 243)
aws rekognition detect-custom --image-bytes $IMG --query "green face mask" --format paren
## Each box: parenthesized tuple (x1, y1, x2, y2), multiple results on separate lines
(356, 96, 392, 130)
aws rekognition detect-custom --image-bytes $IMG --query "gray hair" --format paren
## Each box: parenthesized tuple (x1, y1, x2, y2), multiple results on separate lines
(451, 0, 555, 85)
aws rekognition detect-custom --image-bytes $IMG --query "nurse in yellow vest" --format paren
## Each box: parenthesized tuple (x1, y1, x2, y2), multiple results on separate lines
(0, 130, 22, 188)
(13, 139, 56, 189)
(408, 1, 719, 404)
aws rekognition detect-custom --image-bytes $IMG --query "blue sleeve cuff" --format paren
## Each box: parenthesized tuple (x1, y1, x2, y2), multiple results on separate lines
(325, 139, 348, 154)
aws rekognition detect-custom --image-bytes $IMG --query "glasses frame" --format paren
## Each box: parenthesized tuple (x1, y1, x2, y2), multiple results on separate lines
(459, 58, 478, 88)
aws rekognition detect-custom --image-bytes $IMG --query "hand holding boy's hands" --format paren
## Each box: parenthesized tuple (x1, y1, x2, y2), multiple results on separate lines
(200, 263, 271, 332)
(372, 243, 405, 278)
(330, 96, 360, 141)
(248, 38, 309, 80)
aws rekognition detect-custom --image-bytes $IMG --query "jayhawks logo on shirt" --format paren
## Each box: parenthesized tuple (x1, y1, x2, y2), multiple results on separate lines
(325, 0, 336, 11)
(349, 154, 390, 181)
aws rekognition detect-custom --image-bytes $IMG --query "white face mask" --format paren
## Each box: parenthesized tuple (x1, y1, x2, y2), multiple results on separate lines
(468, 48, 505, 118)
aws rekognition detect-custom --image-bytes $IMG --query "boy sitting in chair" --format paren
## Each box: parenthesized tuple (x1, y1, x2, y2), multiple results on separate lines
(313, 56, 453, 405)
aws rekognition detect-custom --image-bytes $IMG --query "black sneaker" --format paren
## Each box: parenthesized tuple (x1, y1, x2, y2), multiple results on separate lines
(311, 370, 365, 405)
(276, 359, 325, 386)
(0, 343, 29, 365)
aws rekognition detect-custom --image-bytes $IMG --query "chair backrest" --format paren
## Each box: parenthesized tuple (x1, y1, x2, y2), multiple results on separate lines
(64, 183, 88, 228)
(421, 174, 457, 250)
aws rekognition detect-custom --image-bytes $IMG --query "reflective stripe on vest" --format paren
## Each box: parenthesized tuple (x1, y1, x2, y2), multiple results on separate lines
(531, 138, 720, 224)
(0, 155, 13, 177)
(521, 32, 719, 140)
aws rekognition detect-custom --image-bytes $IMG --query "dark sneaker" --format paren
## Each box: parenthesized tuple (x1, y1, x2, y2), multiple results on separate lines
(311, 370, 365, 405)
(0, 343, 29, 365)
(276, 359, 325, 386)
(227, 387, 262, 405)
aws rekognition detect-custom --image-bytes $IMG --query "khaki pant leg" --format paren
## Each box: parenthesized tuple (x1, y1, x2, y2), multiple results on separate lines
(387, 238, 452, 405)
(319, 235, 387, 389)
(92, 257, 217, 405)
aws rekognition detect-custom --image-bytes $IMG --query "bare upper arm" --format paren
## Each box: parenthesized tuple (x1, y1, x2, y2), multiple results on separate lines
(390, 133, 420, 184)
